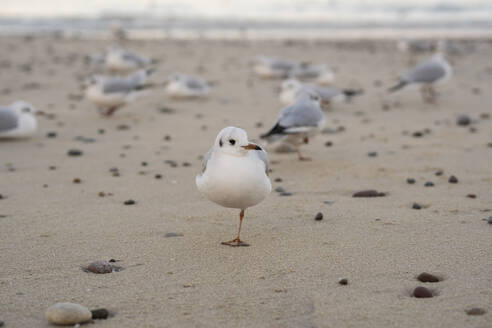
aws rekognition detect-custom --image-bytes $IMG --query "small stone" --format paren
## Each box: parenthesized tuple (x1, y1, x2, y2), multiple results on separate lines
(165, 160, 178, 167)
(73, 178, 81, 184)
(116, 124, 130, 130)
(488, 142, 492, 148)
(165, 232, 184, 237)
(91, 308, 110, 319)
(182, 162, 191, 167)
(86, 260, 113, 274)
(164, 135, 172, 141)
(407, 178, 416, 184)
(325, 141, 333, 147)
(466, 307, 486, 316)
(109, 259, 116, 262)
(448, 175, 458, 183)
(424, 181, 434, 187)
(274, 186, 285, 193)
(274, 178, 282, 182)
(412, 203, 422, 210)
(0, 194, 3, 200)
(352, 190, 386, 197)
(98, 129, 105, 134)
(67, 149, 83, 156)
(279, 192, 292, 196)
(457, 114, 471, 126)
(417, 272, 440, 283)
(46, 131, 57, 138)
(124, 199, 136, 205)
(45, 302, 92, 325)
(435, 170, 443, 176)
(315, 212, 323, 221)
(98, 191, 105, 197)
(413, 286, 433, 298)
(155, 174, 162, 179)
(412, 131, 423, 138)
(466, 194, 476, 199)
(0, 320, 3, 326)
(141, 161, 148, 166)
(338, 278, 348, 285)
(487, 216, 492, 224)
(367, 151, 378, 157)
(49, 166, 57, 170)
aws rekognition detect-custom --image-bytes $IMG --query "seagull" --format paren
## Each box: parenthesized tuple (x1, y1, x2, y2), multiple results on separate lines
(0, 101, 38, 138)
(105, 47, 151, 74)
(165, 73, 211, 99)
(388, 53, 452, 103)
(290, 63, 335, 84)
(253, 56, 299, 79)
(261, 90, 325, 161)
(85, 69, 155, 116)
(196, 127, 271, 247)
(279, 79, 362, 107)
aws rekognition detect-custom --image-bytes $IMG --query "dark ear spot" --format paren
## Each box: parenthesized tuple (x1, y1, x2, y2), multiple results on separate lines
(219, 139, 223, 147)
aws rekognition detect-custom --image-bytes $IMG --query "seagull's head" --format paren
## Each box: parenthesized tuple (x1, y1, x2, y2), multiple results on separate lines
(11, 101, 36, 115)
(296, 89, 322, 107)
(215, 126, 260, 156)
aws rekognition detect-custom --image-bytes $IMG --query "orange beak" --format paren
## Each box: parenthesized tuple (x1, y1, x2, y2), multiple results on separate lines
(242, 143, 261, 150)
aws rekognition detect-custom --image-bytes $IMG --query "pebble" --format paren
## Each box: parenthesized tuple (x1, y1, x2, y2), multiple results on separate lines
(91, 308, 110, 319)
(487, 216, 492, 224)
(417, 272, 440, 283)
(338, 278, 348, 285)
(279, 192, 292, 196)
(141, 161, 148, 166)
(413, 286, 433, 298)
(116, 124, 130, 130)
(155, 174, 162, 179)
(274, 186, 285, 193)
(352, 190, 386, 197)
(367, 151, 378, 157)
(73, 178, 81, 184)
(45, 302, 92, 325)
(124, 199, 136, 205)
(412, 203, 422, 210)
(325, 141, 333, 147)
(46, 131, 57, 138)
(488, 142, 492, 148)
(0, 320, 3, 327)
(466, 307, 486, 316)
(165, 232, 184, 237)
(86, 260, 113, 274)
(98, 191, 105, 197)
(67, 149, 83, 157)
(412, 131, 423, 138)
(274, 178, 282, 182)
(165, 160, 178, 167)
(457, 114, 471, 126)
(435, 170, 443, 176)
(448, 175, 458, 183)
(466, 194, 476, 199)
(424, 181, 434, 187)
(315, 212, 323, 221)
(407, 178, 416, 184)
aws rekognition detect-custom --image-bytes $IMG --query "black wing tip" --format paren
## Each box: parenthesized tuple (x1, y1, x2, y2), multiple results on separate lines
(388, 81, 407, 93)
(260, 123, 286, 139)
(343, 89, 364, 97)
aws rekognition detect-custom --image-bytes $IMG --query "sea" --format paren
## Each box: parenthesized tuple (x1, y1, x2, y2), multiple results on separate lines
(1, 0, 491, 40)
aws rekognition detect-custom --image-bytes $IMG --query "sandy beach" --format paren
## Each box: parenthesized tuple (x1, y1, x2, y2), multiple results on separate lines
(0, 35, 491, 327)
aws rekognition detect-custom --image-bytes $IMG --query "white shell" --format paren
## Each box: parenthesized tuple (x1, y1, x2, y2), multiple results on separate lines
(45, 302, 92, 325)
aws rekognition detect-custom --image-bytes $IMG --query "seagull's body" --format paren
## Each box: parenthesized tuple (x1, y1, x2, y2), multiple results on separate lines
(105, 47, 151, 74)
(280, 79, 361, 107)
(0, 101, 37, 138)
(86, 69, 154, 116)
(261, 91, 325, 161)
(166, 73, 210, 98)
(253, 56, 299, 79)
(196, 127, 271, 246)
(389, 53, 452, 103)
(290, 64, 335, 84)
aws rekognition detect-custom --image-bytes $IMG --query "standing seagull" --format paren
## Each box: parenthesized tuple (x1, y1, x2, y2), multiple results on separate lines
(261, 91, 325, 161)
(388, 53, 452, 103)
(86, 69, 155, 116)
(196, 127, 271, 247)
(0, 101, 37, 138)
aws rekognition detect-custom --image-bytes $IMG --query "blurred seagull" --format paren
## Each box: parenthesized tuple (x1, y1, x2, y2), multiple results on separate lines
(280, 79, 362, 107)
(290, 63, 335, 84)
(253, 56, 299, 79)
(196, 127, 271, 247)
(165, 73, 211, 99)
(261, 90, 325, 161)
(105, 47, 151, 74)
(388, 53, 452, 103)
(86, 69, 155, 116)
(0, 101, 38, 138)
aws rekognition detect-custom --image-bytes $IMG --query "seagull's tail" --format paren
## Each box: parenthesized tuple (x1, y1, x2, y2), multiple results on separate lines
(260, 123, 286, 142)
(388, 81, 407, 93)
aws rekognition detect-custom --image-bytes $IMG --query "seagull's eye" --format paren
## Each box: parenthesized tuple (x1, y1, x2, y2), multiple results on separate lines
(229, 139, 236, 145)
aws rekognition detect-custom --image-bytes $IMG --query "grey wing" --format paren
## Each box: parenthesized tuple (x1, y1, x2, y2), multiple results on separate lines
(404, 61, 446, 83)
(201, 147, 213, 173)
(122, 52, 148, 66)
(277, 102, 323, 128)
(254, 147, 269, 175)
(185, 77, 206, 90)
(102, 78, 136, 94)
(0, 107, 19, 132)
(309, 85, 341, 100)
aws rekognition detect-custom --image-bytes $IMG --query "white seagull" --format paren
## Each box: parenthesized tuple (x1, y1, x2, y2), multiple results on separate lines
(388, 53, 452, 103)
(253, 56, 299, 79)
(0, 101, 38, 138)
(261, 90, 325, 161)
(196, 127, 271, 247)
(166, 73, 211, 99)
(105, 47, 151, 74)
(85, 69, 155, 116)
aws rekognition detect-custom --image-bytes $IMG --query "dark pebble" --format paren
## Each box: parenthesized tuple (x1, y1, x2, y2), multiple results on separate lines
(109, 259, 116, 262)
(466, 308, 486, 316)
(279, 192, 292, 196)
(124, 200, 136, 205)
(412, 203, 422, 210)
(182, 162, 191, 167)
(274, 186, 285, 193)
(164, 232, 184, 237)
(98, 129, 105, 134)
(91, 308, 110, 319)
(164, 135, 172, 141)
(412, 131, 423, 138)
(46, 131, 57, 138)
(165, 160, 178, 167)
(116, 124, 130, 130)
(338, 278, 348, 285)
(413, 286, 433, 298)
(424, 181, 434, 187)
(255, 122, 263, 128)
(87, 260, 113, 274)
(314, 212, 323, 221)
(448, 175, 458, 183)
(274, 178, 282, 182)
(435, 170, 443, 176)
(487, 216, 492, 224)
(352, 190, 386, 197)
(141, 162, 148, 166)
(325, 141, 333, 147)
(73, 178, 81, 184)
(67, 149, 83, 156)
(49, 166, 56, 170)
(466, 194, 476, 199)
(155, 174, 162, 179)
(407, 178, 416, 184)
(367, 151, 378, 157)
(98, 192, 105, 197)
(0, 194, 3, 200)
(417, 272, 440, 283)
(488, 143, 492, 148)
(457, 114, 471, 126)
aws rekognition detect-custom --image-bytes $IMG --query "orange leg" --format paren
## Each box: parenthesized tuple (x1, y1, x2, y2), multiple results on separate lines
(221, 209, 249, 247)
